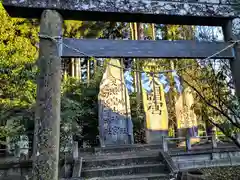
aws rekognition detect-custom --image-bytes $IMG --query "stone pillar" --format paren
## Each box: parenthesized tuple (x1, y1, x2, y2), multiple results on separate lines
(162, 136, 168, 152)
(186, 135, 191, 151)
(32, 10, 62, 180)
(73, 141, 79, 159)
(211, 133, 217, 148)
(222, 20, 240, 99)
(206, 120, 216, 141)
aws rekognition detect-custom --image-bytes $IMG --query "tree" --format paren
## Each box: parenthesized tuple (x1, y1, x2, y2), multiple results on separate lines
(181, 58, 240, 147)
(61, 68, 103, 148)
(0, 3, 38, 151)
(177, 25, 240, 147)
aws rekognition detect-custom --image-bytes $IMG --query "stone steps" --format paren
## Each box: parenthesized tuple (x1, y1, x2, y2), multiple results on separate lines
(82, 163, 168, 178)
(82, 154, 162, 169)
(75, 145, 171, 179)
(79, 144, 173, 156)
(93, 144, 165, 154)
(82, 148, 161, 157)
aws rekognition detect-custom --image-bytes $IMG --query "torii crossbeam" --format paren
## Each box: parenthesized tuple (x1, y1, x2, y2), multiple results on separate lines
(3, 0, 238, 25)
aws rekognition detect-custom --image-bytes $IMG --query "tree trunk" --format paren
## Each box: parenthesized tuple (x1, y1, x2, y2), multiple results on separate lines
(87, 58, 90, 86)
(130, 23, 138, 92)
(71, 58, 75, 77)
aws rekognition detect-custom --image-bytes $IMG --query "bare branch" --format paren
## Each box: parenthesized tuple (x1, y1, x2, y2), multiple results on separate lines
(181, 77, 240, 129)
(206, 116, 240, 148)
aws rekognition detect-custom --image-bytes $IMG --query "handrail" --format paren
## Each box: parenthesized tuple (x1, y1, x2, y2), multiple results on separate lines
(159, 150, 179, 179)
(165, 137, 186, 141)
(79, 157, 83, 177)
(162, 134, 231, 152)
(165, 134, 226, 141)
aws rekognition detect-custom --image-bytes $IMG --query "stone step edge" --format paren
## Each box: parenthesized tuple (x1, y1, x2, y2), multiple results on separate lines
(85, 173, 168, 180)
(95, 143, 163, 150)
(82, 161, 165, 171)
(80, 149, 162, 159)
(81, 152, 160, 162)
(94, 147, 163, 153)
(79, 144, 167, 153)
(82, 163, 164, 172)
(60, 173, 169, 180)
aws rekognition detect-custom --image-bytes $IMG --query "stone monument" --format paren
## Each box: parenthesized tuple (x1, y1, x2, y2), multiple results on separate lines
(98, 59, 134, 147)
(176, 87, 198, 139)
(142, 78, 169, 143)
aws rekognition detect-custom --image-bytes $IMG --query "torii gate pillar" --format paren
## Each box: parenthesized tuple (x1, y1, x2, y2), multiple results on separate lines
(222, 20, 240, 99)
(32, 10, 62, 180)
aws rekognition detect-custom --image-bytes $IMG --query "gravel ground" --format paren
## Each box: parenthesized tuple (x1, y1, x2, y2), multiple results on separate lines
(200, 166, 240, 180)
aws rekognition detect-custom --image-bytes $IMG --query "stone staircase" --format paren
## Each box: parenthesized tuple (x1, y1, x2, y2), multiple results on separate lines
(72, 144, 171, 180)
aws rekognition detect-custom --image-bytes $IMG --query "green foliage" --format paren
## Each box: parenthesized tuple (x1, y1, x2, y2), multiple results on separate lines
(0, 121, 24, 145)
(0, 0, 126, 148)
(182, 59, 240, 141)
(0, 3, 38, 106)
(0, 3, 38, 144)
(0, 2, 110, 148)
(64, 21, 105, 38)
(64, 21, 129, 39)
(61, 69, 103, 147)
(130, 92, 146, 143)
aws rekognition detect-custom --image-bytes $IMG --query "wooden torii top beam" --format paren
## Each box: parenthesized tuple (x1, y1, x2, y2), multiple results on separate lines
(2, 0, 238, 25)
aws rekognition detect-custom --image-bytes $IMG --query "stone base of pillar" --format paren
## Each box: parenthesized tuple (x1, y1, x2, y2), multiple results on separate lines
(177, 127, 198, 138)
(177, 127, 200, 147)
(145, 129, 168, 144)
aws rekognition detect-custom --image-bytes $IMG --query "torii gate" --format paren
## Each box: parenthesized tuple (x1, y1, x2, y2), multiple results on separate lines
(2, 0, 240, 179)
